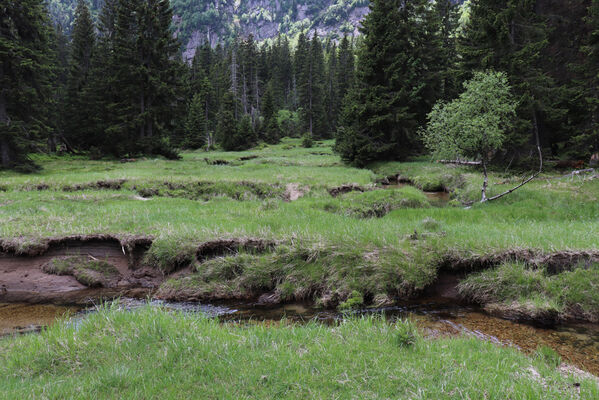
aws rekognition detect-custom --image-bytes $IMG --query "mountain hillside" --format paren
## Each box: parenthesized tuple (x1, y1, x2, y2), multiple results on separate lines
(47, 0, 371, 59)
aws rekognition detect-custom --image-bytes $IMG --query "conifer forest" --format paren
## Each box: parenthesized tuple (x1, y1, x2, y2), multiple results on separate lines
(1, 1, 599, 398)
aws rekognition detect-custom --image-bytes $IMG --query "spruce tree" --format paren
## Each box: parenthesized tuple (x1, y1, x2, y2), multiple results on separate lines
(218, 91, 239, 151)
(577, 0, 599, 155)
(434, 0, 460, 101)
(337, 35, 355, 104)
(64, 0, 96, 150)
(262, 84, 280, 144)
(297, 33, 328, 139)
(184, 93, 207, 149)
(99, 0, 181, 157)
(236, 115, 256, 149)
(335, 0, 431, 165)
(458, 0, 561, 155)
(325, 42, 340, 131)
(0, 0, 53, 169)
(47, 23, 70, 153)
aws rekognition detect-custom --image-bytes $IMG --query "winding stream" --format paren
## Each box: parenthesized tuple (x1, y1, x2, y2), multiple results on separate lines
(2, 298, 599, 375)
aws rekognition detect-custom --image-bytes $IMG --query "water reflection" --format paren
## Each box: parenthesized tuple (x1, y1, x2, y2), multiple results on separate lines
(3, 299, 599, 375)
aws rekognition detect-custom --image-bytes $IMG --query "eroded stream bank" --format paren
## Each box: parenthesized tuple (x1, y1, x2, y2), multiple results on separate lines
(2, 297, 599, 376)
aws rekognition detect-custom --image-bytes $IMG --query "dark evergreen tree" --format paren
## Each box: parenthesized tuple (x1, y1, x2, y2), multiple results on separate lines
(335, 0, 432, 165)
(325, 41, 340, 131)
(575, 0, 599, 155)
(0, 0, 53, 169)
(218, 91, 240, 151)
(64, 0, 96, 150)
(96, 0, 182, 157)
(297, 32, 328, 139)
(261, 84, 280, 144)
(184, 93, 208, 149)
(434, 0, 460, 101)
(337, 35, 355, 104)
(236, 115, 256, 149)
(47, 23, 70, 153)
(270, 35, 294, 109)
(458, 0, 562, 156)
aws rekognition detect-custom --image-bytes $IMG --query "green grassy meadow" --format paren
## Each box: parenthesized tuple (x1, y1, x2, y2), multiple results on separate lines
(2, 138, 599, 397)
(1, 138, 598, 315)
(0, 306, 597, 400)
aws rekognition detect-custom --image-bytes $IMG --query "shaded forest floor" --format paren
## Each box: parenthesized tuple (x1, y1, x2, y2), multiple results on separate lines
(1, 138, 598, 323)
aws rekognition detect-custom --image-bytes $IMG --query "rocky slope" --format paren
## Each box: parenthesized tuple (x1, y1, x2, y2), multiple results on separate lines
(48, 0, 370, 59)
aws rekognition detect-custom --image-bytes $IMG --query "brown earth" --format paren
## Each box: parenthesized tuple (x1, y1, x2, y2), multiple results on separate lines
(0, 236, 157, 304)
(2, 235, 598, 325)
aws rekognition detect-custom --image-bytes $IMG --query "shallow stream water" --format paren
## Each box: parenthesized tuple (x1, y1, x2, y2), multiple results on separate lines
(2, 298, 599, 375)
(383, 183, 451, 205)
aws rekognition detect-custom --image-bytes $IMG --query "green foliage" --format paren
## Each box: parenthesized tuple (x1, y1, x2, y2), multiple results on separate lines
(458, 262, 599, 321)
(535, 345, 562, 368)
(458, 0, 563, 155)
(0, 0, 54, 169)
(301, 133, 314, 148)
(394, 319, 419, 348)
(184, 93, 208, 149)
(339, 290, 364, 310)
(335, 0, 448, 166)
(422, 71, 518, 162)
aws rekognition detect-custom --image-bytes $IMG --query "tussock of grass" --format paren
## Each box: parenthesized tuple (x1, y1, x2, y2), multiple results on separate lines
(318, 187, 430, 218)
(0, 307, 595, 399)
(1, 139, 599, 320)
(159, 243, 440, 307)
(42, 256, 119, 287)
(370, 161, 466, 192)
(458, 262, 599, 322)
(132, 180, 284, 201)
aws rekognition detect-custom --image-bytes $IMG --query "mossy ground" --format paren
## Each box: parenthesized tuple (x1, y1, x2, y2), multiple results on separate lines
(42, 256, 120, 287)
(0, 306, 596, 399)
(1, 138, 598, 314)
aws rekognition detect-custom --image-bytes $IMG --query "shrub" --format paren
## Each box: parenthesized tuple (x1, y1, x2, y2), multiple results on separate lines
(302, 133, 314, 148)
(394, 319, 419, 348)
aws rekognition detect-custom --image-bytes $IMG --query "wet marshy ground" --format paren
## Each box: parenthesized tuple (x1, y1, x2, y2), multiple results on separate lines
(2, 298, 599, 375)
(383, 183, 451, 205)
(0, 303, 81, 335)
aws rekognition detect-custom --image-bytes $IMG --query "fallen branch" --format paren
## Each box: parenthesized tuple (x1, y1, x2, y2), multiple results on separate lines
(544, 168, 595, 180)
(438, 159, 482, 166)
(485, 112, 543, 203)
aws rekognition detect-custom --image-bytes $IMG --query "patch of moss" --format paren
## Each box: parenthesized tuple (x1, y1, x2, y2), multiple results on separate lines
(42, 256, 119, 288)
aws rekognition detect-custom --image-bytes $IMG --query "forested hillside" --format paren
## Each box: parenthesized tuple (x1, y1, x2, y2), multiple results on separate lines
(1, 0, 597, 170)
(47, 0, 371, 59)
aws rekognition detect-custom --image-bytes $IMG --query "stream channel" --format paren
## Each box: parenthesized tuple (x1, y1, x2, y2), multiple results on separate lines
(2, 297, 599, 376)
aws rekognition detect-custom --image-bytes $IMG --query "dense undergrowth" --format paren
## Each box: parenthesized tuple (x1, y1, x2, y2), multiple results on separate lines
(0, 306, 596, 399)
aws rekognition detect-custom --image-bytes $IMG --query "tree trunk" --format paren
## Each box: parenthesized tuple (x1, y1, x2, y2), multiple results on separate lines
(0, 84, 11, 168)
(481, 159, 488, 202)
(485, 110, 543, 203)
(309, 60, 313, 135)
(140, 91, 146, 139)
(146, 97, 153, 138)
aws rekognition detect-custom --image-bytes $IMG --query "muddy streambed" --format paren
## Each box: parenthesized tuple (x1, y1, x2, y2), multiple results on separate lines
(2, 298, 599, 376)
